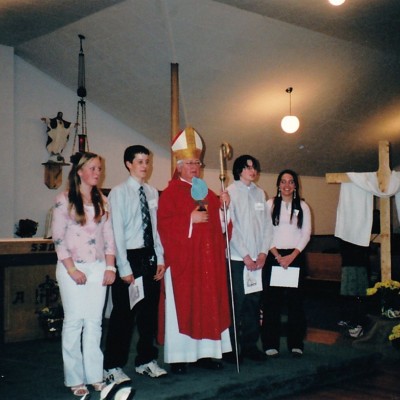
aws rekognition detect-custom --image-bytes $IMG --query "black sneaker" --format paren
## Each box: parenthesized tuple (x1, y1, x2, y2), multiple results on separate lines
(170, 363, 187, 374)
(193, 358, 223, 370)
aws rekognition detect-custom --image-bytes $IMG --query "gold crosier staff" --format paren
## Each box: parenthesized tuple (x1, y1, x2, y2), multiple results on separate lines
(219, 142, 240, 373)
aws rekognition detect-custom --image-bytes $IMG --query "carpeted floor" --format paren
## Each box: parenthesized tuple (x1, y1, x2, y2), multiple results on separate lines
(0, 336, 381, 400)
(0, 282, 395, 400)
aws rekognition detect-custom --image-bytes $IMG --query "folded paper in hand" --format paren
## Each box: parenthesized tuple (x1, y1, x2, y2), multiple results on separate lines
(129, 276, 144, 309)
(243, 268, 263, 294)
(270, 266, 300, 288)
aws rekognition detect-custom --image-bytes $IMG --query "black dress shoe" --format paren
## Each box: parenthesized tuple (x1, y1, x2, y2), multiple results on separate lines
(222, 352, 243, 364)
(242, 348, 267, 361)
(194, 358, 223, 370)
(170, 363, 187, 374)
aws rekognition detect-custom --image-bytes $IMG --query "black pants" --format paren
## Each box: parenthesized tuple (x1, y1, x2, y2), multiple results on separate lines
(261, 250, 307, 351)
(103, 248, 160, 368)
(228, 260, 262, 354)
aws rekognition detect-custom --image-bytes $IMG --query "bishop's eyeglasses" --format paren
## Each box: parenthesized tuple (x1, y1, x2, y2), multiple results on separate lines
(183, 161, 203, 166)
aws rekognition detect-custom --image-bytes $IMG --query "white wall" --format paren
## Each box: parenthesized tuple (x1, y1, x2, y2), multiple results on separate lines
(0, 45, 15, 238)
(203, 169, 340, 235)
(1, 49, 171, 237)
(0, 45, 340, 238)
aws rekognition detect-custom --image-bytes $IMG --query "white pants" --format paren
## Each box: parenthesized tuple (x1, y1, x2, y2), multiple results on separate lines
(56, 260, 107, 387)
(164, 268, 232, 364)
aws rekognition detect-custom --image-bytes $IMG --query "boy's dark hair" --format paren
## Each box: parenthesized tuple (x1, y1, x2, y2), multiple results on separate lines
(232, 154, 261, 180)
(124, 145, 150, 170)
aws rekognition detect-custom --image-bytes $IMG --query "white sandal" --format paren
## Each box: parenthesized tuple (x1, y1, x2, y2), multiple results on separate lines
(71, 384, 89, 397)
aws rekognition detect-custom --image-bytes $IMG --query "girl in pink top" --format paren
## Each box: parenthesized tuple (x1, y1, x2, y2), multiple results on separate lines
(52, 152, 116, 397)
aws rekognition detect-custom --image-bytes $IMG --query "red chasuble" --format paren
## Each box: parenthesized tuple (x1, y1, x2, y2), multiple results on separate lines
(158, 178, 231, 340)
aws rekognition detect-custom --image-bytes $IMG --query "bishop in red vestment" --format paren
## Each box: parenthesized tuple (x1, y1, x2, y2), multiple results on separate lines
(157, 126, 232, 373)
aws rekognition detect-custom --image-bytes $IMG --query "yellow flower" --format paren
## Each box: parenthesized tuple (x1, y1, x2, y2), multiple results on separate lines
(389, 324, 400, 341)
(367, 280, 400, 295)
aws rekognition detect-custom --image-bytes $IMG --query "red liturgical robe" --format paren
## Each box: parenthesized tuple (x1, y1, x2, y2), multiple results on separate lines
(158, 178, 231, 340)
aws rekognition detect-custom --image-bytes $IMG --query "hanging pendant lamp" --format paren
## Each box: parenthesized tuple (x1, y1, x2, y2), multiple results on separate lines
(281, 87, 300, 134)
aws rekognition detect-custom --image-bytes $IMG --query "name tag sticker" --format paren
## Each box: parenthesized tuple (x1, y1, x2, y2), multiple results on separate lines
(255, 202, 264, 211)
(149, 199, 157, 209)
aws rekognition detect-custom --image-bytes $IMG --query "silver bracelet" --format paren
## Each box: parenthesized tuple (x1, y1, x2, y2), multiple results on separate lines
(106, 266, 117, 272)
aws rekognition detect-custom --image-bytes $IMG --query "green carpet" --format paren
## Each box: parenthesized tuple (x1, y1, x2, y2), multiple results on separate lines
(0, 337, 380, 400)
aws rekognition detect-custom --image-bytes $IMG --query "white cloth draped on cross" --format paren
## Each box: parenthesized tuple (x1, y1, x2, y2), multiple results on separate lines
(335, 171, 400, 247)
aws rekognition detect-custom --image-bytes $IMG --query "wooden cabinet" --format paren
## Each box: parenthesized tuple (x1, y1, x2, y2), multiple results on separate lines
(0, 239, 58, 343)
(306, 252, 342, 282)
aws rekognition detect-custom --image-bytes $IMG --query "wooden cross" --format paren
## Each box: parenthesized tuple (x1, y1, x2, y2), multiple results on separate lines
(326, 140, 392, 281)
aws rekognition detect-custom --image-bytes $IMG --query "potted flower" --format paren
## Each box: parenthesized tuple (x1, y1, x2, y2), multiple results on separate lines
(366, 280, 400, 319)
(36, 304, 64, 336)
(35, 275, 63, 337)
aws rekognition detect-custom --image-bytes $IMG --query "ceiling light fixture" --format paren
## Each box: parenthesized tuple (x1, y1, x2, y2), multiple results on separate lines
(329, 0, 346, 6)
(281, 87, 300, 134)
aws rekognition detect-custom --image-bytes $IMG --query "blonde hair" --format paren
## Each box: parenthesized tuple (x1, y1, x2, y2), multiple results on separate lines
(67, 152, 107, 225)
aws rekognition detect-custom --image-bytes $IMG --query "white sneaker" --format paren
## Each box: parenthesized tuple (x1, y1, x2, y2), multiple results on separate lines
(291, 348, 303, 357)
(100, 383, 135, 400)
(103, 367, 131, 384)
(135, 360, 167, 378)
(348, 325, 363, 338)
(265, 349, 279, 357)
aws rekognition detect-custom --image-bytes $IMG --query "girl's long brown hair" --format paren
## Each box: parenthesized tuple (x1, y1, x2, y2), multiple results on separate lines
(271, 169, 304, 229)
(67, 152, 106, 225)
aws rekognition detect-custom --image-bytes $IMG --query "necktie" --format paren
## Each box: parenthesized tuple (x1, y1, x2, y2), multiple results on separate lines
(139, 186, 154, 248)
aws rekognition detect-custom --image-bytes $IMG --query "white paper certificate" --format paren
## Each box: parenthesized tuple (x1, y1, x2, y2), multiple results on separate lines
(270, 266, 300, 288)
(129, 276, 145, 309)
(243, 268, 263, 294)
